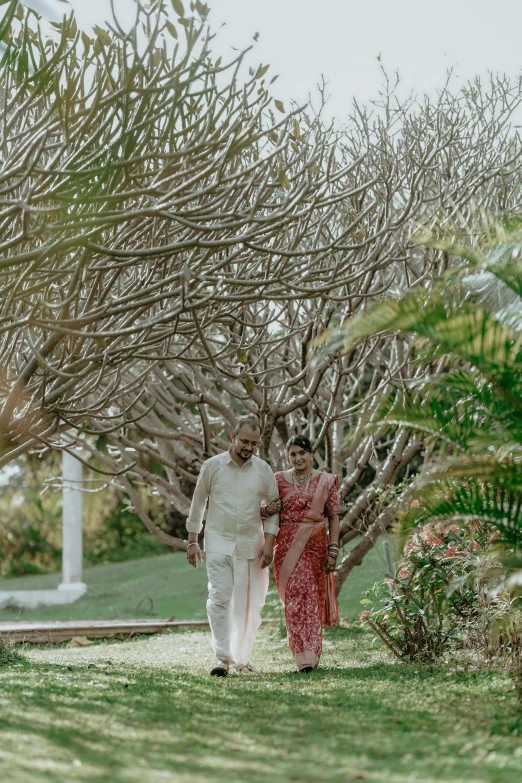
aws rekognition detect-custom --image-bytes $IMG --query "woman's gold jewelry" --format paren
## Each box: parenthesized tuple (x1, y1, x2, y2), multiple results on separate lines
(292, 468, 313, 488)
(187, 542, 199, 548)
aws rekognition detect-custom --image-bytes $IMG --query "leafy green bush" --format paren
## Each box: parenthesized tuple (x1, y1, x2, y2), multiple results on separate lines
(0, 455, 170, 577)
(360, 522, 490, 661)
(0, 460, 62, 577)
(83, 499, 168, 564)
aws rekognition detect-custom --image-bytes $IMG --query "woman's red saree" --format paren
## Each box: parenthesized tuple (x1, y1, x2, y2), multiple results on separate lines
(273, 471, 340, 670)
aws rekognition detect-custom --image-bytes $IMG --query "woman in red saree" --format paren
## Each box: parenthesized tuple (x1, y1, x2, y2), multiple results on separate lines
(273, 435, 341, 672)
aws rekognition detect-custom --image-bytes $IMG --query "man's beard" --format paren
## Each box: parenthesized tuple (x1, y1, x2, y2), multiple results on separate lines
(235, 444, 253, 461)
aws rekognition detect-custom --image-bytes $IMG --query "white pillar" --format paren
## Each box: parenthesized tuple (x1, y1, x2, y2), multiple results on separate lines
(59, 450, 86, 597)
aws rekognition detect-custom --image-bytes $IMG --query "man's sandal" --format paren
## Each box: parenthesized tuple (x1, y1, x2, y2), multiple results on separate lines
(210, 659, 229, 677)
(236, 663, 256, 675)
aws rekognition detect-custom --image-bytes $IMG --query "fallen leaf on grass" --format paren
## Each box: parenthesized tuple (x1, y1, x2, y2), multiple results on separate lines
(67, 636, 94, 648)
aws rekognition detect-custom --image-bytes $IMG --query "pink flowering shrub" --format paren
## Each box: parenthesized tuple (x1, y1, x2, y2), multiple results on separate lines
(359, 522, 490, 661)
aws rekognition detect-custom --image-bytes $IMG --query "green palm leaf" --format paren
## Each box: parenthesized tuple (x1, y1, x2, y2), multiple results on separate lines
(425, 457, 522, 491)
(399, 475, 522, 548)
(0, 0, 17, 42)
(318, 293, 522, 405)
(378, 389, 486, 452)
(482, 244, 522, 300)
(405, 371, 522, 449)
(318, 213, 522, 577)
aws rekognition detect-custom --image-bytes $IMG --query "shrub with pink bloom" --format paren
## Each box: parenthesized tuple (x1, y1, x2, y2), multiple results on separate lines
(403, 540, 419, 555)
(419, 526, 444, 548)
(360, 521, 491, 662)
(434, 522, 460, 535)
(359, 610, 372, 622)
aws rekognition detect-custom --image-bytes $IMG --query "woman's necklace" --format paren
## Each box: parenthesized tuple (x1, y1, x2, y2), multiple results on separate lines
(293, 469, 313, 489)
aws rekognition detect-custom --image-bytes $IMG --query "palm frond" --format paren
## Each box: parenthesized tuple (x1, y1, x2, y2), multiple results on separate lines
(424, 456, 522, 491)
(416, 216, 522, 302)
(379, 391, 486, 452)
(321, 212, 522, 560)
(398, 476, 522, 548)
(407, 370, 522, 448)
(482, 242, 522, 300)
(319, 292, 522, 395)
(412, 225, 484, 266)
(463, 271, 522, 335)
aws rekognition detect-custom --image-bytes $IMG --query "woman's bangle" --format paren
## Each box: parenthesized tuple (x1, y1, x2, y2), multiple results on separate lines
(187, 542, 199, 549)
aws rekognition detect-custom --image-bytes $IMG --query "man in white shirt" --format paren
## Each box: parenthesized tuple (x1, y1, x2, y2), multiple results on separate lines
(186, 415, 280, 676)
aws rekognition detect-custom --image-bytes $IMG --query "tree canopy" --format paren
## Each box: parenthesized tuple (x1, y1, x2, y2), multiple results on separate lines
(3, 1, 522, 587)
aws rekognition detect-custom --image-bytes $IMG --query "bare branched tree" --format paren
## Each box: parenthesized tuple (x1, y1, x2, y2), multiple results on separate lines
(89, 71, 522, 586)
(3, 2, 522, 590)
(0, 3, 353, 466)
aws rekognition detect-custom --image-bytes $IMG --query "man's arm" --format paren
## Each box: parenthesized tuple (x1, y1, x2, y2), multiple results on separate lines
(186, 462, 210, 568)
(258, 468, 280, 568)
(258, 532, 276, 569)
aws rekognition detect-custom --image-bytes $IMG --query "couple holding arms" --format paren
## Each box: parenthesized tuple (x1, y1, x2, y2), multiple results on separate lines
(186, 414, 341, 675)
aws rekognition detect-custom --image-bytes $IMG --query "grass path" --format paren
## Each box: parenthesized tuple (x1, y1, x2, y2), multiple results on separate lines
(0, 627, 521, 783)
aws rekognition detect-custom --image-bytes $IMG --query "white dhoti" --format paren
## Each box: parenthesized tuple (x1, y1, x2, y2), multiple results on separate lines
(206, 552, 269, 668)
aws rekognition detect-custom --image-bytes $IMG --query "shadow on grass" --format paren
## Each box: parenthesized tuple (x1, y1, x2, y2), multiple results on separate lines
(1, 649, 521, 783)
(324, 624, 366, 638)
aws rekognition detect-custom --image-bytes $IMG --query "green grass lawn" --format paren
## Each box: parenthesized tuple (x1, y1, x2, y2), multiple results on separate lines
(0, 548, 521, 782)
(0, 543, 388, 623)
(0, 626, 521, 783)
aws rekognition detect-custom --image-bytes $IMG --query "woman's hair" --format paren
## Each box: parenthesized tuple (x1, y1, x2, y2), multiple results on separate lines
(286, 434, 312, 453)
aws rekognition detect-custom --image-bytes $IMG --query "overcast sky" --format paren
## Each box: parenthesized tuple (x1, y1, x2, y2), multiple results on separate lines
(34, 0, 522, 121)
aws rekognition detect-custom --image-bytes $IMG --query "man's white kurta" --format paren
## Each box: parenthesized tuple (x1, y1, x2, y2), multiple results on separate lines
(186, 451, 280, 667)
(186, 451, 280, 557)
